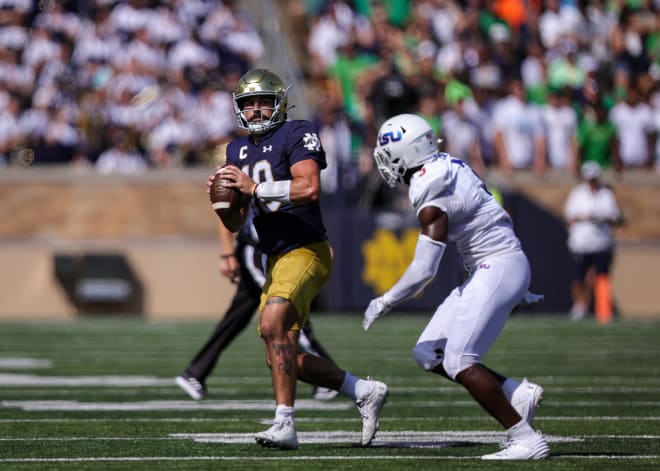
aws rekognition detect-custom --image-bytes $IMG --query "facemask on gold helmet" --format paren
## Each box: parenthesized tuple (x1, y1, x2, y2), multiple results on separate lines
(232, 68, 289, 134)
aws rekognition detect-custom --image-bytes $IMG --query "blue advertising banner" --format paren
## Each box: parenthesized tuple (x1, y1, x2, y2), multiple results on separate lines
(317, 209, 462, 312)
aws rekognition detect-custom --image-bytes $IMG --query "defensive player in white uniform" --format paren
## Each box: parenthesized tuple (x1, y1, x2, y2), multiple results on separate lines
(363, 114, 550, 460)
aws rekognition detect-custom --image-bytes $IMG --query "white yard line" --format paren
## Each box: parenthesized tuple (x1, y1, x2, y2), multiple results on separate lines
(6, 385, 660, 396)
(389, 386, 660, 393)
(395, 400, 660, 407)
(0, 358, 52, 369)
(168, 430, 657, 445)
(1, 415, 660, 423)
(0, 399, 351, 411)
(3, 373, 660, 388)
(3, 431, 659, 444)
(0, 374, 172, 387)
(4, 398, 660, 411)
(1, 455, 659, 463)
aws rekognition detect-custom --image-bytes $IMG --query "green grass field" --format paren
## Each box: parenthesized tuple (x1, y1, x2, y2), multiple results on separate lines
(1, 313, 659, 470)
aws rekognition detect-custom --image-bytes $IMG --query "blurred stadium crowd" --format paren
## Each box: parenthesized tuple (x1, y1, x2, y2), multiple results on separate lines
(0, 0, 658, 207)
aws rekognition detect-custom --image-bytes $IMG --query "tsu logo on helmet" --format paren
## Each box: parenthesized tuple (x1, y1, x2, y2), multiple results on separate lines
(378, 130, 403, 146)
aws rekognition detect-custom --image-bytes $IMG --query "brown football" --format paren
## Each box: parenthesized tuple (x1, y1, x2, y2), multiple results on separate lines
(209, 164, 249, 232)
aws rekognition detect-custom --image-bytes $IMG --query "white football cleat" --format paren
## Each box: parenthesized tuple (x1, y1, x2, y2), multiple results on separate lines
(481, 432, 550, 460)
(511, 378, 544, 425)
(254, 421, 299, 450)
(356, 379, 389, 446)
(175, 374, 206, 400)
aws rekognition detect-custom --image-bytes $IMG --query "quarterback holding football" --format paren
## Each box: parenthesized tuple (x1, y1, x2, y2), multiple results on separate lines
(209, 69, 388, 450)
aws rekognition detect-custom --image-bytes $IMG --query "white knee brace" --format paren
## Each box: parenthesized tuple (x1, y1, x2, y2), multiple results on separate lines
(412, 341, 444, 372)
(413, 342, 480, 379)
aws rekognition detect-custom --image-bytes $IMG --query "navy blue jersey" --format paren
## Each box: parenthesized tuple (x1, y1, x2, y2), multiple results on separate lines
(226, 120, 328, 256)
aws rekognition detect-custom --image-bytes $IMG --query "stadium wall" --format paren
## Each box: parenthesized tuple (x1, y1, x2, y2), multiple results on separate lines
(0, 167, 658, 319)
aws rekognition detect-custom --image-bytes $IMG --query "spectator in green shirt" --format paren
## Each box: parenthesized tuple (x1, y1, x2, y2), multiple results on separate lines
(577, 101, 621, 174)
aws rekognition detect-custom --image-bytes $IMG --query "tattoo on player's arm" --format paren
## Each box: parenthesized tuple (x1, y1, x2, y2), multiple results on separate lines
(265, 297, 288, 305)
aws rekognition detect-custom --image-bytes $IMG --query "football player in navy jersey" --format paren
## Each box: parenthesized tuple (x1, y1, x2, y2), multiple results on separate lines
(209, 69, 388, 450)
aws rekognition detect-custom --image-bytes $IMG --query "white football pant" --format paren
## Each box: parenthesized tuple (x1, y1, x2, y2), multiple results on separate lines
(412, 250, 530, 379)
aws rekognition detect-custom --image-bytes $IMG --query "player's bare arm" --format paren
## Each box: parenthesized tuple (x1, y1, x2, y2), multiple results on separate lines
(216, 158, 321, 204)
(217, 221, 240, 283)
(287, 159, 321, 203)
(418, 205, 449, 243)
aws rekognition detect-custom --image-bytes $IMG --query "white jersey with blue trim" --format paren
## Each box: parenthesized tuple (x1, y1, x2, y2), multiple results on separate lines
(409, 153, 522, 271)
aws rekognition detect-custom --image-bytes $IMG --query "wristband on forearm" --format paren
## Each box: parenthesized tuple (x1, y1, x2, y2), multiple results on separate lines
(254, 180, 292, 203)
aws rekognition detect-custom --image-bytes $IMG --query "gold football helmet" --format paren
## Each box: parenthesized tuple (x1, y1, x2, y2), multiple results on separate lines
(232, 68, 289, 134)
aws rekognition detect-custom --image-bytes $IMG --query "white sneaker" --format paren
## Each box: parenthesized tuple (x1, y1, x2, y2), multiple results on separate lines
(482, 432, 550, 460)
(175, 374, 206, 400)
(511, 378, 544, 425)
(312, 386, 339, 401)
(356, 379, 389, 446)
(254, 421, 299, 450)
(569, 303, 587, 320)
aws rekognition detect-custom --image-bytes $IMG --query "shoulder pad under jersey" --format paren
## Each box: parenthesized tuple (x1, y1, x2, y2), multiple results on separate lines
(409, 157, 454, 211)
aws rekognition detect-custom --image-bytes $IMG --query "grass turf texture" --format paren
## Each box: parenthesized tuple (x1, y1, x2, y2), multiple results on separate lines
(1, 314, 659, 470)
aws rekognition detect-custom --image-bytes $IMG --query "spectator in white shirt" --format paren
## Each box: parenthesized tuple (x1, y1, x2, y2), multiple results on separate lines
(441, 96, 485, 176)
(95, 128, 148, 174)
(146, 103, 203, 167)
(0, 91, 21, 166)
(0, 0, 31, 27)
(492, 78, 546, 174)
(199, 0, 264, 71)
(609, 86, 656, 170)
(167, 35, 219, 76)
(0, 46, 34, 97)
(538, 0, 582, 50)
(306, 1, 353, 69)
(193, 80, 237, 147)
(540, 88, 578, 172)
(0, 25, 29, 51)
(32, 1, 83, 41)
(146, 6, 186, 46)
(564, 162, 622, 322)
(105, 0, 151, 39)
(115, 27, 167, 77)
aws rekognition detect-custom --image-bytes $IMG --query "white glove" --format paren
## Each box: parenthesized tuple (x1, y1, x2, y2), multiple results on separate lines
(363, 296, 392, 331)
(520, 291, 544, 305)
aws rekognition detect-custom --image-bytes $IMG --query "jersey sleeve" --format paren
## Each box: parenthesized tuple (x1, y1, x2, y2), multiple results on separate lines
(410, 158, 460, 217)
(225, 140, 240, 167)
(285, 121, 327, 170)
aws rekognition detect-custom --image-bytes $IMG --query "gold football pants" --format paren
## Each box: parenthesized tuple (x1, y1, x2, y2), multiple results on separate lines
(259, 240, 333, 331)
